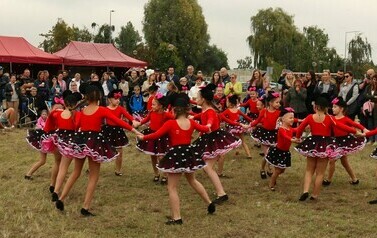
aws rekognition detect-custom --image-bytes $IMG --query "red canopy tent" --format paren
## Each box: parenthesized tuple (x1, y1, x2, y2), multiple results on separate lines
(0, 36, 63, 66)
(54, 41, 147, 68)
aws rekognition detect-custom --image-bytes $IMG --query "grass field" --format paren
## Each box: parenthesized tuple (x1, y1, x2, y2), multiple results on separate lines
(1, 128, 377, 237)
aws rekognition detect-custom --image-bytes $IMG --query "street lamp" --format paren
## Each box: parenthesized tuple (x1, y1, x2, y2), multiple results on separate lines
(109, 10, 115, 43)
(344, 31, 360, 71)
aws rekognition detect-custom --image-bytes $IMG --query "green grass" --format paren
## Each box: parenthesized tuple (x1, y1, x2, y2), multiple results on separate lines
(1, 128, 377, 237)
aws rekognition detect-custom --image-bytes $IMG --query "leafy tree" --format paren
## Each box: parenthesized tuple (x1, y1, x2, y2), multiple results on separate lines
(115, 21, 142, 55)
(198, 44, 229, 74)
(347, 35, 372, 77)
(154, 42, 184, 73)
(93, 24, 114, 43)
(237, 56, 253, 69)
(72, 26, 92, 42)
(143, 0, 210, 67)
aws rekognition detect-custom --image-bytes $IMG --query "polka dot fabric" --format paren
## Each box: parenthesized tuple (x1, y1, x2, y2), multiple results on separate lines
(330, 135, 366, 159)
(294, 135, 335, 159)
(251, 127, 277, 146)
(102, 125, 129, 148)
(136, 128, 170, 156)
(265, 147, 291, 168)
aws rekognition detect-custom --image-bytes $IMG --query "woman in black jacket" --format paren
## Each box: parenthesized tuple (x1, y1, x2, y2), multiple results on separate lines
(5, 74, 21, 122)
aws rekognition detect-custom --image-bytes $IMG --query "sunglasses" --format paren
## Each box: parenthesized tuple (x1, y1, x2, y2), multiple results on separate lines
(345, 75, 350, 78)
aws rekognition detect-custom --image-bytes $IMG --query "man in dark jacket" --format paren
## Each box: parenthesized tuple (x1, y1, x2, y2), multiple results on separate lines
(0, 66, 9, 104)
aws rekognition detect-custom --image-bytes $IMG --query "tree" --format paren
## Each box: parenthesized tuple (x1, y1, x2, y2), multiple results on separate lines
(348, 35, 372, 77)
(237, 57, 253, 69)
(93, 24, 113, 43)
(143, 0, 211, 67)
(40, 18, 92, 52)
(198, 44, 229, 74)
(115, 21, 142, 55)
(153, 42, 184, 74)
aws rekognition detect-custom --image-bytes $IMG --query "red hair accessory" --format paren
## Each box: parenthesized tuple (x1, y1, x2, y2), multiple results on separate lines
(155, 92, 163, 99)
(182, 86, 188, 91)
(284, 107, 295, 113)
(54, 97, 64, 105)
(331, 98, 339, 104)
(217, 84, 224, 88)
(272, 92, 280, 98)
(114, 92, 122, 100)
(248, 86, 256, 92)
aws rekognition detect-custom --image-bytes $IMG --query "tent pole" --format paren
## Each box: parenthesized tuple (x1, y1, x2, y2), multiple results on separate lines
(10, 62, 12, 73)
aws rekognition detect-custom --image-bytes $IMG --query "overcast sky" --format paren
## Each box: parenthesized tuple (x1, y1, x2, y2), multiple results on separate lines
(1, 0, 376, 69)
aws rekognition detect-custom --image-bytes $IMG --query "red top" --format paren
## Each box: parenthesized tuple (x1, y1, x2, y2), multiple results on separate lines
(250, 108, 280, 130)
(220, 108, 253, 126)
(332, 116, 365, 137)
(44, 110, 76, 132)
(147, 95, 155, 111)
(366, 128, 377, 137)
(240, 98, 259, 114)
(105, 106, 134, 126)
(276, 127, 297, 151)
(76, 106, 133, 132)
(296, 114, 356, 138)
(193, 108, 220, 131)
(143, 119, 210, 146)
(140, 111, 174, 131)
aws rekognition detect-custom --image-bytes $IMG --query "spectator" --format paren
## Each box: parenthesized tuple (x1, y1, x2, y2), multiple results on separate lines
(62, 70, 70, 85)
(335, 69, 345, 91)
(302, 70, 316, 113)
(211, 71, 223, 87)
(224, 73, 242, 97)
(108, 71, 118, 85)
(185, 65, 197, 86)
(56, 72, 67, 93)
(359, 69, 375, 126)
(34, 71, 50, 101)
(20, 69, 34, 92)
(220, 67, 231, 85)
(0, 107, 16, 128)
(28, 87, 46, 116)
(157, 72, 169, 96)
(167, 66, 179, 85)
(188, 76, 205, 100)
(250, 69, 269, 90)
(364, 74, 377, 144)
(178, 77, 190, 93)
(338, 71, 359, 120)
(285, 79, 307, 119)
(128, 70, 141, 95)
(50, 76, 62, 99)
(69, 81, 79, 93)
(0, 66, 9, 105)
(313, 70, 337, 107)
(101, 72, 115, 99)
(69, 73, 83, 92)
(142, 73, 156, 102)
(43, 70, 50, 83)
(5, 74, 21, 123)
(118, 77, 129, 108)
(139, 68, 148, 85)
(281, 72, 296, 107)
(129, 85, 144, 114)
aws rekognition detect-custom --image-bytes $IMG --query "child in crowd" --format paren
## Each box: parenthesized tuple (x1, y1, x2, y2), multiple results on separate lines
(137, 93, 215, 225)
(129, 85, 145, 115)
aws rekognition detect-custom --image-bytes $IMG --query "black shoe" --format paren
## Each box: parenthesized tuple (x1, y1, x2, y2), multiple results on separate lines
(153, 175, 160, 182)
(368, 199, 377, 204)
(161, 177, 168, 185)
(81, 208, 96, 216)
(207, 202, 216, 214)
(213, 194, 229, 205)
(56, 200, 64, 211)
(51, 192, 59, 202)
(322, 180, 331, 186)
(24, 175, 33, 180)
(49, 186, 55, 194)
(260, 171, 267, 179)
(349, 179, 359, 185)
(115, 172, 123, 176)
(299, 192, 309, 201)
(165, 218, 183, 225)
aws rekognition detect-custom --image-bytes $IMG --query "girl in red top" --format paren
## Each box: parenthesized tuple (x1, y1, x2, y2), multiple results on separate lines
(295, 97, 357, 201)
(322, 97, 367, 186)
(55, 85, 141, 216)
(137, 93, 215, 225)
(147, 83, 158, 111)
(135, 92, 174, 184)
(104, 89, 137, 176)
(193, 84, 241, 204)
(240, 86, 260, 120)
(266, 108, 300, 191)
(43, 92, 82, 202)
(220, 94, 253, 159)
(25, 98, 64, 192)
(250, 91, 281, 179)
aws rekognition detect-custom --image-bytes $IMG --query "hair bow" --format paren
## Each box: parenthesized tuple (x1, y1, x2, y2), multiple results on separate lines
(272, 92, 280, 98)
(331, 98, 339, 104)
(155, 92, 163, 99)
(54, 97, 64, 105)
(248, 86, 256, 92)
(182, 86, 188, 91)
(284, 107, 295, 113)
(217, 84, 224, 88)
(114, 92, 122, 100)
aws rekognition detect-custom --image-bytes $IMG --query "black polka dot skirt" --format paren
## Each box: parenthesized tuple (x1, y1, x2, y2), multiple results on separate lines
(251, 127, 277, 146)
(370, 148, 377, 159)
(294, 136, 335, 159)
(330, 135, 366, 159)
(26, 129, 56, 153)
(71, 131, 119, 162)
(247, 112, 259, 120)
(102, 125, 129, 148)
(225, 121, 252, 136)
(52, 129, 80, 158)
(157, 144, 206, 173)
(193, 129, 242, 160)
(265, 147, 291, 168)
(136, 128, 170, 156)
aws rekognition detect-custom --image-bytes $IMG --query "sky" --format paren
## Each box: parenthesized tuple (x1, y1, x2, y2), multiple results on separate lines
(1, 0, 376, 69)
